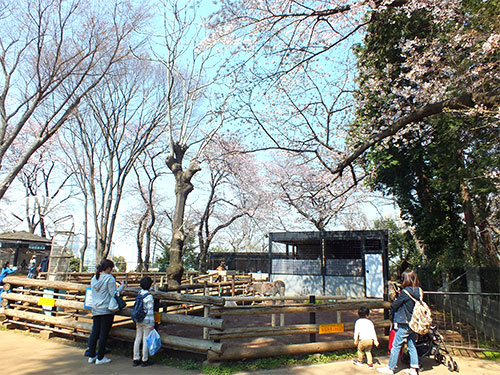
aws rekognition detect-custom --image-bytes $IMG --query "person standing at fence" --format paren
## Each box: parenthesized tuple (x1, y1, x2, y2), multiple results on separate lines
(28, 256, 37, 278)
(378, 269, 422, 375)
(132, 276, 155, 367)
(0, 262, 17, 307)
(353, 306, 379, 368)
(87, 258, 123, 365)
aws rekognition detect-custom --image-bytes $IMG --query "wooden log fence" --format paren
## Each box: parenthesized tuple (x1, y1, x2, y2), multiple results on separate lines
(0, 275, 393, 363)
(0, 276, 225, 354)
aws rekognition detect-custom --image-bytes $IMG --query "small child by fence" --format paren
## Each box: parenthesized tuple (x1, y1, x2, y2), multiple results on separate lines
(132, 276, 155, 367)
(353, 306, 379, 369)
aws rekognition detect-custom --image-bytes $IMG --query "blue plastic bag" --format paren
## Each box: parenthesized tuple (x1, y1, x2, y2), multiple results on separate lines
(146, 328, 161, 356)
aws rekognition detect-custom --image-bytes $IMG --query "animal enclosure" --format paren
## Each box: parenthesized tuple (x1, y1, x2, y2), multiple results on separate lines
(269, 230, 389, 297)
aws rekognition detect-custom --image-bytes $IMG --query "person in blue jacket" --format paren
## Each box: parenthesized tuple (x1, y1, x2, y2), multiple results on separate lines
(0, 261, 17, 307)
(378, 269, 422, 375)
(0, 261, 16, 284)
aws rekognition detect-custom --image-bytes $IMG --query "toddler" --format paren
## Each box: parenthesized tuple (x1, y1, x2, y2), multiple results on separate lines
(353, 306, 379, 368)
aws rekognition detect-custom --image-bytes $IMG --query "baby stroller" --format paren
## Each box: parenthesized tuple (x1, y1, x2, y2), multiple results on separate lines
(402, 325, 459, 372)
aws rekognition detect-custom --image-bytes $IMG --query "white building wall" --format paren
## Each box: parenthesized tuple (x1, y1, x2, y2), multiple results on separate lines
(270, 274, 323, 295)
(324, 276, 365, 298)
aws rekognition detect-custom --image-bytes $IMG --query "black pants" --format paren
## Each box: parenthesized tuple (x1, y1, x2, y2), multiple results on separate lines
(88, 314, 114, 360)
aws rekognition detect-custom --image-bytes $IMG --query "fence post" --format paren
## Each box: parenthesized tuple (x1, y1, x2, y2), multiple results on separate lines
(203, 282, 209, 339)
(309, 295, 316, 343)
(336, 287, 341, 323)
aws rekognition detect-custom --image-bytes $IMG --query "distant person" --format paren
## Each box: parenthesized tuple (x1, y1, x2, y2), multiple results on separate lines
(0, 261, 16, 285)
(378, 270, 422, 375)
(20, 259, 28, 271)
(87, 258, 123, 365)
(0, 262, 17, 307)
(39, 256, 49, 273)
(353, 306, 379, 368)
(132, 276, 155, 367)
(28, 256, 37, 279)
(216, 261, 226, 271)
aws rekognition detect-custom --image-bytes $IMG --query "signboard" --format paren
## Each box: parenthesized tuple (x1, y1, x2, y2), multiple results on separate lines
(38, 297, 55, 307)
(84, 287, 93, 310)
(319, 323, 344, 334)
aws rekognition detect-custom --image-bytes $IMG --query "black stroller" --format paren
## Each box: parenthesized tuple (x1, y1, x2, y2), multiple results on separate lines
(402, 325, 459, 372)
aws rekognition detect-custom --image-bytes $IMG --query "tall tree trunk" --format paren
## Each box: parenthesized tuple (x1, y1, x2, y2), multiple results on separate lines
(197, 234, 210, 274)
(460, 182, 480, 265)
(144, 208, 155, 271)
(477, 220, 499, 266)
(79, 195, 89, 272)
(166, 144, 201, 288)
(136, 211, 147, 271)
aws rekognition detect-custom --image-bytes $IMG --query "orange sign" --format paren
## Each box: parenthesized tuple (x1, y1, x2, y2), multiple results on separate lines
(319, 323, 344, 334)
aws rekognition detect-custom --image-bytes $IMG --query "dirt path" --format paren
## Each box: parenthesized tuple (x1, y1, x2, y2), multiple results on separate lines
(0, 329, 199, 375)
(2, 329, 499, 375)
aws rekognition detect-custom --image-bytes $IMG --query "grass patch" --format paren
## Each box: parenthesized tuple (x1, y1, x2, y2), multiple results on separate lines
(482, 351, 500, 362)
(199, 349, 366, 375)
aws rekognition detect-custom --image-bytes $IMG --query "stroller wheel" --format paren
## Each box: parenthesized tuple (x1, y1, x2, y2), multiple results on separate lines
(448, 360, 454, 371)
(453, 360, 459, 372)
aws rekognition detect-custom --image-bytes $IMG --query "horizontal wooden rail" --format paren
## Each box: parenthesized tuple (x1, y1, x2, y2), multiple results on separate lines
(224, 295, 347, 302)
(3, 276, 226, 306)
(3, 276, 87, 293)
(207, 336, 389, 362)
(209, 320, 391, 340)
(121, 288, 225, 306)
(2, 292, 224, 330)
(210, 300, 391, 316)
(1, 292, 85, 310)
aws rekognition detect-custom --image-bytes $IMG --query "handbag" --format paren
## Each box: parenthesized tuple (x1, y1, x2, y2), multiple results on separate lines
(108, 291, 126, 312)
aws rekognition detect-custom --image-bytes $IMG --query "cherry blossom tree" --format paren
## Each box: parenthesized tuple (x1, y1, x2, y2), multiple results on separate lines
(193, 133, 267, 272)
(267, 152, 367, 231)
(0, 0, 149, 200)
(205, 0, 498, 180)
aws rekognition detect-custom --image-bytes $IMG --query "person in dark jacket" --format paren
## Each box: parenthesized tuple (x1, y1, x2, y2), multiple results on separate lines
(39, 256, 49, 273)
(378, 269, 421, 375)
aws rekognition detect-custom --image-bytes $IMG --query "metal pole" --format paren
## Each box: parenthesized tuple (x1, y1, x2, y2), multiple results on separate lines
(309, 295, 316, 343)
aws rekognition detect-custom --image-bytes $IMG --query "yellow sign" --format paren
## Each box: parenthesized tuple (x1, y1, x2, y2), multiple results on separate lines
(154, 312, 161, 324)
(38, 297, 55, 307)
(319, 323, 344, 334)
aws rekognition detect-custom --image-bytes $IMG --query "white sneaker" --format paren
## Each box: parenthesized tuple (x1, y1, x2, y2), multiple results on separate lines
(404, 368, 419, 375)
(95, 357, 112, 365)
(88, 357, 96, 364)
(377, 368, 394, 374)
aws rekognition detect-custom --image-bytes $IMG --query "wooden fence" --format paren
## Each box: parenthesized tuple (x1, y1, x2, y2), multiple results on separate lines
(1, 275, 390, 362)
(37, 271, 252, 296)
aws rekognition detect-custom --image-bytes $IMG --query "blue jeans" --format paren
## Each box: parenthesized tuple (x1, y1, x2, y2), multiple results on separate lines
(388, 324, 418, 370)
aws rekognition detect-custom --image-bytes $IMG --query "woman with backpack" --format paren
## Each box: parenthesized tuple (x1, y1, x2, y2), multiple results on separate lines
(87, 258, 123, 365)
(132, 276, 155, 367)
(378, 269, 422, 375)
